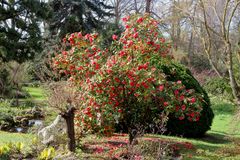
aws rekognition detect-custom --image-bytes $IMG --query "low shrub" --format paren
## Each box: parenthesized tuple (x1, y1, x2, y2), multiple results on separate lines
(0, 142, 24, 160)
(203, 77, 233, 101)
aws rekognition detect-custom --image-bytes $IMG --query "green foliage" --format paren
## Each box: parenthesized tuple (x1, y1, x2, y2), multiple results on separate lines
(0, 0, 51, 62)
(0, 60, 33, 98)
(0, 62, 11, 97)
(0, 144, 11, 159)
(204, 77, 233, 100)
(38, 147, 56, 160)
(99, 23, 123, 49)
(188, 54, 211, 72)
(48, 0, 114, 38)
(0, 98, 43, 131)
(0, 142, 24, 159)
(0, 100, 19, 130)
(156, 59, 214, 137)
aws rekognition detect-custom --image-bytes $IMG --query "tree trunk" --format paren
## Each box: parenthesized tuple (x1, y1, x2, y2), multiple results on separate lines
(226, 44, 240, 105)
(62, 107, 76, 152)
(134, 0, 139, 13)
(207, 54, 223, 78)
(115, 0, 120, 25)
(16, 83, 19, 107)
(188, 30, 194, 65)
(188, 3, 197, 65)
(128, 127, 136, 145)
(145, 0, 151, 13)
(228, 68, 240, 105)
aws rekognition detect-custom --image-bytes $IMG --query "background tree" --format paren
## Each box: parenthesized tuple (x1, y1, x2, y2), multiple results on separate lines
(0, 0, 50, 63)
(197, 0, 240, 105)
(47, 0, 114, 38)
(6, 61, 32, 106)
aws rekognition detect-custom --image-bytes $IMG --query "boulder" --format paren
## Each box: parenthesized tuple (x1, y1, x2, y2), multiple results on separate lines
(38, 115, 67, 145)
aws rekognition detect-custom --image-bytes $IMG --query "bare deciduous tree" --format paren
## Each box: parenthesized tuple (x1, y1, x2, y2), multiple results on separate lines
(198, 0, 240, 105)
(47, 82, 81, 152)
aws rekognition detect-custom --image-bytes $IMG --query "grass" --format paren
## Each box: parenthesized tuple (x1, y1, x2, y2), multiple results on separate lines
(0, 131, 35, 145)
(23, 86, 46, 101)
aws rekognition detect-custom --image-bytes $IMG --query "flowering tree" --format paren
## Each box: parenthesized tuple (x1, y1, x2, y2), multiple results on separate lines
(53, 14, 204, 144)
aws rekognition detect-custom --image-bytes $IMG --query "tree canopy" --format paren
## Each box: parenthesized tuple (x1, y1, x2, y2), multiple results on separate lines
(0, 0, 50, 62)
(48, 0, 114, 38)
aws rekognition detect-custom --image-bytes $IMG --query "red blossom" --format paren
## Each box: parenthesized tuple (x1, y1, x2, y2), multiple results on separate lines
(159, 85, 164, 91)
(62, 51, 68, 55)
(160, 37, 165, 43)
(133, 32, 139, 38)
(163, 102, 168, 107)
(137, 17, 144, 23)
(118, 109, 122, 113)
(179, 95, 185, 101)
(191, 97, 196, 103)
(181, 105, 186, 111)
(179, 116, 184, 120)
(112, 34, 118, 40)
(130, 81, 135, 87)
(125, 24, 130, 29)
(174, 90, 179, 95)
(119, 51, 126, 57)
(122, 16, 130, 22)
(177, 80, 182, 84)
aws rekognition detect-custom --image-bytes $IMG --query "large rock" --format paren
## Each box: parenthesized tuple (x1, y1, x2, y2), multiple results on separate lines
(38, 115, 67, 145)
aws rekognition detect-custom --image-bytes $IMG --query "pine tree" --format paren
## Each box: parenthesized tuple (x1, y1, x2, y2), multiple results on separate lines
(0, 0, 50, 62)
(48, 0, 114, 38)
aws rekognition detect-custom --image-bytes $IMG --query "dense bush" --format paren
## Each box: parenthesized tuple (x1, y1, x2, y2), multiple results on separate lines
(0, 61, 32, 99)
(53, 14, 212, 140)
(116, 59, 214, 137)
(158, 59, 214, 137)
(189, 54, 211, 72)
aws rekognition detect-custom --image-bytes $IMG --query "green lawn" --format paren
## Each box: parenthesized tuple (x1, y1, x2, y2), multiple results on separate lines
(0, 131, 35, 145)
(23, 86, 46, 101)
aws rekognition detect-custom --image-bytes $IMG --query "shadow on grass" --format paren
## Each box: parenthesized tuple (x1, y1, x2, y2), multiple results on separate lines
(197, 132, 231, 144)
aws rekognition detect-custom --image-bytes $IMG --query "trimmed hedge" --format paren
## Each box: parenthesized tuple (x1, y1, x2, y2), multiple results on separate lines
(157, 59, 214, 137)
